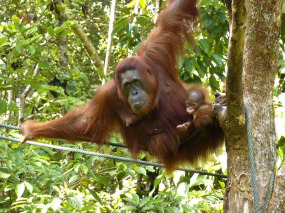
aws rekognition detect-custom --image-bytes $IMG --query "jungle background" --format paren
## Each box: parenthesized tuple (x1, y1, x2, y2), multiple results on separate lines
(0, 0, 284, 212)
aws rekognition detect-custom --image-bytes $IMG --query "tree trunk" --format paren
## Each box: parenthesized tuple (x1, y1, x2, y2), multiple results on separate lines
(103, 0, 117, 84)
(221, 0, 283, 212)
(242, 0, 282, 212)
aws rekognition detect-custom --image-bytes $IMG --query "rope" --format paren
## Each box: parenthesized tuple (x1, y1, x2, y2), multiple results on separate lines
(244, 105, 260, 212)
(0, 124, 227, 178)
(263, 172, 276, 213)
(245, 105, 276, 213)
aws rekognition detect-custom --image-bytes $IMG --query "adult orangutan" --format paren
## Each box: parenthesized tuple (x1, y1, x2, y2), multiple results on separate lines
(21, 0, 224, 171)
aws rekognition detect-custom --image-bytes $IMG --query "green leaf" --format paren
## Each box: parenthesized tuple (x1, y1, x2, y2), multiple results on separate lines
(81, 164, 88, 174)
(185, 58, 194, 72)
(201, 0, 211, 6)
(182, 204, 192, 211)
(125, 169, 136, 178)
(46, 26, 54, 36)
(212, 0, 220, 9)
(202, 195, 217, 202)
(23, 181, 33, 193)
(80, 72, 89, 85)
(136, 17, 149, 26)
(96, 67, 106, 79)
(7, 102, 19, 112)
(12, 15, 20, 23)
(89, 189, 102, 204)
(122, 205, 137, 211)
(139, 196, 150, 207)
(62, 20, 75, 27)
(69, 175, 80, 183)
(166, 206, 180, 213)
(141, 203, 155, 211)
(54, 26, 65, 35)
(209, 75, 220, 90)
(16, 38, 22, 53)
(189, 173, 199, 187)
(73, 163, 80, 172)
(0, 171, 10, 179)
(51, 198, 62, 211)
(139, 0, 147, 10)
(193, 59, 205, 77)
(15, 182, 25, 198)
(59, 29, 73, 37)
(67, 195, 82, 210)
(198, 39, 209, 53)
(39, 61, 51, 69)
(154, 174, 163, 189)
(122, 197, 138, 205)
(134, 167, 146, 175)
(0, 100, 7, 114)
(0, 37, 8, 47)
(27, 26, 37, 35)
(5, 184, 15, 192)
(212, 53, 224, 68)
(66, 82, 77, 94)
(0, 59, 5, 69)
(29, 35, 43, 43)
(219, 180, 225, 188)
(157, 206, 164, 213)
(190, 175, 206, 187)
(27, 45, 36, 55)
(127, 0, 138, 8)
(132, 194, 140, 204)
(146, 166, 155, 172)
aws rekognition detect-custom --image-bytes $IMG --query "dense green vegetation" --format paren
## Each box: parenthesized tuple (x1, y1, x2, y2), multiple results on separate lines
(0, 0, 284, 212)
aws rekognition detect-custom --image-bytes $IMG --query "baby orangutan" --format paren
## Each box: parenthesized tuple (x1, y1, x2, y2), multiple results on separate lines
(177, 85, 213, 133)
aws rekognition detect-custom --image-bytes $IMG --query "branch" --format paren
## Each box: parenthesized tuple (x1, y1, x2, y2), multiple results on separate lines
(226, 0, 246, 119)
(18, 64, 40, 125)
(103, 0, 117, 84)
(66, 13, 105, 79)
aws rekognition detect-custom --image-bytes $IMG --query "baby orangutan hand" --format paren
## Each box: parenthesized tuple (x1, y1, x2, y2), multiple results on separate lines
(177, 121, 191, 133)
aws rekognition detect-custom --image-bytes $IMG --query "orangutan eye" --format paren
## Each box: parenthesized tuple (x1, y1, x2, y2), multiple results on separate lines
(125, 83, 131, 90)
(133, 80, 140, 86)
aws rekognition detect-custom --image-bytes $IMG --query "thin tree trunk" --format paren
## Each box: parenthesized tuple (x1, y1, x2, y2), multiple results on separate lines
(103, 0, 117, 84)
(18, 64, 40, 125)
(5, 89, 14, 122)
(221, 0, 249, 211)
(55, 0, 68, 70)
(66, 13, 105, 79)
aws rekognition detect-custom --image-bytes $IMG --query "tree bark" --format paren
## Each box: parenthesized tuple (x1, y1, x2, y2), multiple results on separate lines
(218, 0, 282, 212)
(243, 0, 282, 212)
(269, 163, 285, 211)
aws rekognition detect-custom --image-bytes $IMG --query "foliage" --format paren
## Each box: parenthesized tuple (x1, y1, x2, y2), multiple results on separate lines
(0, 131, 226, 212)
(0, 0, 284, 212)
(180, 0, 229, 91)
